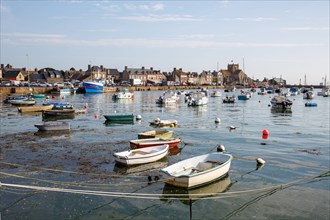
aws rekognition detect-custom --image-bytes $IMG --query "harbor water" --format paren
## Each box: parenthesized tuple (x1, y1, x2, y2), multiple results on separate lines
(0, 89, 329, 220)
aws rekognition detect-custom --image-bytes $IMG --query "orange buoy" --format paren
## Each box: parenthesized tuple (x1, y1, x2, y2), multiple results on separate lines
(262, 129, 269, 135)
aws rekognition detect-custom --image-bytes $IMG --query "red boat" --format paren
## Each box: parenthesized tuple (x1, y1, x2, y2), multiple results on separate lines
(129, 138, 181, 149)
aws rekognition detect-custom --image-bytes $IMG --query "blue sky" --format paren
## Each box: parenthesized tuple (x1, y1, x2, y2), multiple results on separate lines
(1, 0, 329, 85)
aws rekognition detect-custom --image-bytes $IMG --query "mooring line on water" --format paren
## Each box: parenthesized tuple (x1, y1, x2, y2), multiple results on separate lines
(0, 171, 158, 188)
(0, 161, 150, 179)
(1, 169, 328, 200)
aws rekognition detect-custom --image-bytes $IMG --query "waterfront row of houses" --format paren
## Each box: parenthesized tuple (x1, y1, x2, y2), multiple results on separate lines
(0, 63, 284, 87)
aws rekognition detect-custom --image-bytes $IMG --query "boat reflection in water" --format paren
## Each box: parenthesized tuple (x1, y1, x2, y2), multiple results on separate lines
(168, 146, 181, 156)
(161, 175, 232, 204)
(113, 160, 168, 175)
(270, 108, 293, 115)
(104, 120, 134, 126)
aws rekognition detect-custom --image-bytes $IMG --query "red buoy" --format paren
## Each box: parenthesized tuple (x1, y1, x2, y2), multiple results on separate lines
(262, 129, 269, 135)
(262, 134, 268, 140)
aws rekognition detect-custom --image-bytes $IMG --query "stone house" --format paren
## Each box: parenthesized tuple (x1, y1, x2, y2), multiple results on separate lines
(122, 66, 157, 85)
(199, 70, 213, 85)
(220, 63, 252, 85)
(2, 69, 25, 81)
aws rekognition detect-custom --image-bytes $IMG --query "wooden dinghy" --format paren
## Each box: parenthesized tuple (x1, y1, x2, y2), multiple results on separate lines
(10, 99, 36, 106)
(149, 118, 178, 127)
(113, 144, 169, 166)
(138, 129, 173, 139)
(34, 121, 70, 131)
(129, 138, 181, 149)
(18, 104, 54, 113)
(160, 153, 232, 188)
(42, 109, 75, 116)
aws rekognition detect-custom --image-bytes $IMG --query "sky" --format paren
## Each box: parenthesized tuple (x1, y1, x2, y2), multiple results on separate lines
(1, 0, 329, 85)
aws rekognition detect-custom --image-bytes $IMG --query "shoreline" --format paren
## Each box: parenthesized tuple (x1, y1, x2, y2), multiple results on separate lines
(0, 84, 324, 95)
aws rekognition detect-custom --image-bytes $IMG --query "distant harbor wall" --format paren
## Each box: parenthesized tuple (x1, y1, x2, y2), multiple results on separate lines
(0, 84, 323, 95)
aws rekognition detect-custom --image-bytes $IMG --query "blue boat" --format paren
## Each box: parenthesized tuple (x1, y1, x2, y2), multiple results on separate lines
(83, 82, 104, 93)
(305, 102, 317, 107)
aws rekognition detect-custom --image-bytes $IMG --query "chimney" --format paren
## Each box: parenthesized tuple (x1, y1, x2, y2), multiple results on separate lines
(101, 65, 103, 71)
(142, 66, 145, 70)
(88, 64, 91, 70)
(1, 64, 4, 69)
(34, 68, 37, 72)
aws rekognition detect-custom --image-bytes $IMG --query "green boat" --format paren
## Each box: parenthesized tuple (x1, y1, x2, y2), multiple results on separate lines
(32, 94, 45, 98)
(104, 114, 134, 122)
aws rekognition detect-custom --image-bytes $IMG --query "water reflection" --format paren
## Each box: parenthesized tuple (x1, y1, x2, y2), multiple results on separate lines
(42, 115, 75, 121)
(161, 175, 232, 204)
(113, 160, 168, 175)
(104, 120, 135, 126)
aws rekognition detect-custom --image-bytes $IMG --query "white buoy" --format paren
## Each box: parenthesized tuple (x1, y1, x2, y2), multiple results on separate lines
(215, 117, 221, 124)
(136, 114, 142, 120)
(154, 117, 160, 122)
(256, 158, 266, 165)
(217, 145, 225, 152)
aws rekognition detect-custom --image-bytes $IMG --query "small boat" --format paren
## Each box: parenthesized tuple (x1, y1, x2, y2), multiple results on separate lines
(210, 91, 222, 97)
(138, 129, 173, 139)
(113, 144, 169, 166)
(305, 102, 317, 107)
(222, 95, 236, 103)
(18, 104, 54, 113)
(187, 92, 208, 106)
(270, 95, 293, 110)
(112, 89, 134, 99)
(104, 114, 134, 122)
(43, 109, 76, 116)
(31, 94, 45, 98)
(43, 101, 74, 110)
(3, 95, 28, 104)
(129, 138, 181, 149)
(75, 108, 87, 114)
(149, 118, 178, 127)
(237, 90, 252, 100)
(34, 121, 70, 131)
(160, 153, 233, 188)
(156, 92, 179, 105)
(10, 98, 36, 106)
(257, 88, 267, 95)
(303, 91, 314, 99)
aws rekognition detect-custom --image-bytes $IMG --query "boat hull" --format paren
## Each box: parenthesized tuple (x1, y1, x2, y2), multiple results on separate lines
(161, 153, 232, 188)
(83, 82, 104, 93)
(138, 130, 173, 139)
(43, 109, 75, 116)
(34, 121, 70, 131)
(104, 114, 134, 121)
(129, 138, 181, 149)
(18, 104, 54, 113)
(113, 144, 169, 166)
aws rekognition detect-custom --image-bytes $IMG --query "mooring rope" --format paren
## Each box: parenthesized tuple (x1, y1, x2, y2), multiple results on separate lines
(1, 169, 328, 200)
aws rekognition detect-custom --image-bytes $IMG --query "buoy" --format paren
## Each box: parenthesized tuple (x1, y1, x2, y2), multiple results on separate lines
(170, 124, 174, 128)
(215, 117, 221, 124)
(154, 117, 160, 122)
(84, 103, 88, 109)
(94, 114, 99, 119)
(256, 158, 266, 165)
(262, 129, 269, 135)
(262, 134, 268, 140)
(136, 115, 142, 120)
(217, 145, 225, 152)
(52, 95, 56, 99)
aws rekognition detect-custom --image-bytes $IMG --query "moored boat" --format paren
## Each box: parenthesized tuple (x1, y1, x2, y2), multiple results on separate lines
(10, 98, 36, 106)
(138, 129, 173, 139)
(83, 81, 104, 93)
(32, 94, 45, 98)
(305, 102, 317, 107)
(34, 121, 70, 131)
(149, 118, 177, 127)
(112, 89, 134, 99)
(129, 138, 181, 149)
(104, 114, 134, 122)
(113, 144, 169, 166)
(160, 153, 232, 188)
(210, 91, 222, 97)
(237, 90, 252, 100)
(43, 109, 76, 116)
(270, 95, 293, 110)
(222, 95, 236, 103)
(187, 92, 208, 106)
(18, 104, 54, 113)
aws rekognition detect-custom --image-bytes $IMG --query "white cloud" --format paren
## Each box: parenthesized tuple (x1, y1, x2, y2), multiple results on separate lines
(0, 2, 10, 13)
(1, 33, 323, 48)
(115, 14, 202, 22)
(281, 27, 329, 31)
(219, 17, 278, 22)
(178, 34, 216, 39)
(123, 3, 164, 11)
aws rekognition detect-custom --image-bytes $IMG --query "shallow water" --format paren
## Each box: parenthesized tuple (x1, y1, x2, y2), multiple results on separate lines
(0, 89, 329, 220)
